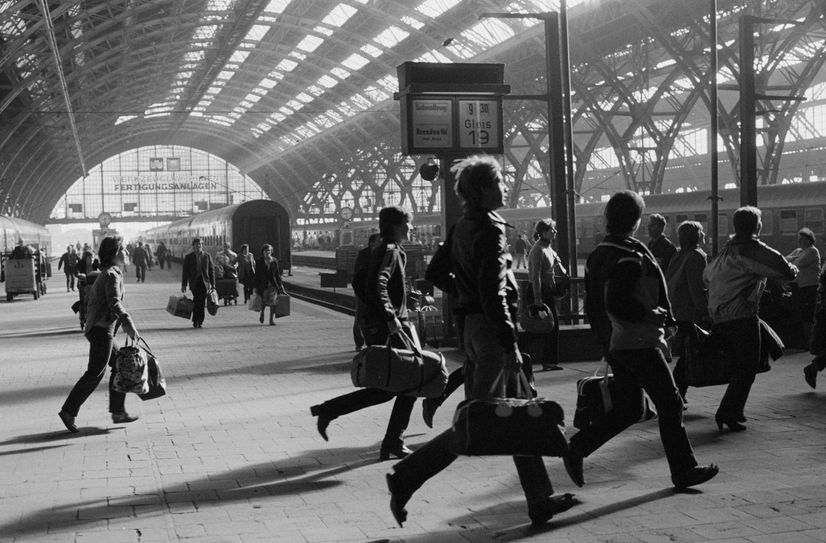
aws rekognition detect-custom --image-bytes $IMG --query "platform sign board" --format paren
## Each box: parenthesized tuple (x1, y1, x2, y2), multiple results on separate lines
(411, 99, 452, 149)
(458, 99, 501, 151)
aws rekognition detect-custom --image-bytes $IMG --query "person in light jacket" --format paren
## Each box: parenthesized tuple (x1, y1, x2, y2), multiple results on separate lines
(786, 228, 820, 349)
(58, 236, 141, 433)
(527, 218, 567, 371)
(704, 206, 798, 431)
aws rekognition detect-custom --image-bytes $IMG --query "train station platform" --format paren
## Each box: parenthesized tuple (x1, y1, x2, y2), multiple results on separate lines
(3, 268, 826, 542)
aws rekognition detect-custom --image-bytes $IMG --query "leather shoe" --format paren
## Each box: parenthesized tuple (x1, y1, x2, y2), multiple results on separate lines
(58, 411, 78, 433)
(112, 412, 138, 424)
(310, 405, 331, 441)
(422, 398, 440, 428)
(805, 363, 817, 389)
(386, 473, 411, 527)
(563, 449, 584, 488)
(528, 493, 579, 527)
(379, 444, 412, 461)
(672, 464, 719, 489)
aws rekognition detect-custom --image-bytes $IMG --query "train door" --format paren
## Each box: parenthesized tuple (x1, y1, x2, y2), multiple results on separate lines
(237, 216, 283, 262)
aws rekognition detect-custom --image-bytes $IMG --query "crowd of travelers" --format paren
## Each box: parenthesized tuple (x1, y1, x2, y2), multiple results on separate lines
(51, 153, 826, 530)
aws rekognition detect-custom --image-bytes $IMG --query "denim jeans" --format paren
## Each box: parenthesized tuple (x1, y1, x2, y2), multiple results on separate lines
(317, 323, 417, 448)
(392, 313, 554, 504)
(569, 347, 697, 476)
(62, 327, 126, 416)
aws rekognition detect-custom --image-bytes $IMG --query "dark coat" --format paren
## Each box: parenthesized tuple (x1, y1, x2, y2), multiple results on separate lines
(362, 241, 407, 328)
(254, 256, 283, 294)
(182, 251, 215, 291)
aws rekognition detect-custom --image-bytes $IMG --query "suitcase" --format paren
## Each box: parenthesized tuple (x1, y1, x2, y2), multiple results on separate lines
(274, 293, 290, 317)
(573, 361, 656, 430)
(451, 369, 568, 457)
(350, 332, 447, 398)
(166, 295, 193, 319)
(216, 278, 238, 303)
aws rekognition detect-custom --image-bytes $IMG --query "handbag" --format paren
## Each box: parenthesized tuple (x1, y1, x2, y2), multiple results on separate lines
(206, 288, 219, 316)
(350, 330, 448, 398)
(520, 303, 555, 334)
(450, 369, 568, 457)
(263, 287, 279, 306)
(112, 338, 149, 394)
(136, 339, 167, 401)
(166, 295, 193, 319)
(684, 321, 777, 388)
(573, 360, 656, 430)
(248, 292, 263, 312)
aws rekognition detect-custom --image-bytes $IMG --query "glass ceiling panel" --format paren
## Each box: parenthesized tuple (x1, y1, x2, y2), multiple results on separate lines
(296, 34, 325, 53)
(341, 53, 369, 70)
(265, 0, 292, 13)
(461, 19, 515, 48)
(373, 26, 410, 48)
(323, 3, 358, 26)
(416, 0, 461, 18)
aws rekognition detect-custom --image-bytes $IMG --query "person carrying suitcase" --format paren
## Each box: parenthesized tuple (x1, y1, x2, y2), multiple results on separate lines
(310, 206, 419, 461)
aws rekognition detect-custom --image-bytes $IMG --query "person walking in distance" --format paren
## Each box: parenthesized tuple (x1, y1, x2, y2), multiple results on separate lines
(704, 206, 797, 430)
(386, 156, 579, 528)
(58, 245, 79, 291)
(786, 228, 820, 350)
(352, 233, 381, 350)
(131, 241, 149, 283)
(514, 233, 529, 270)
(311, 207, 419, 461)
(156, 242, 168, 270)
(254, 244, 286, 326)
(528, 218, 567, 371)
(647, 213, 677, 271)
(181, 238, 215, 329)
(58, 236, 141, 432)
(236, 244, 256, 304)
(665, 221, 709, 403)
(564, 190, 719, 490)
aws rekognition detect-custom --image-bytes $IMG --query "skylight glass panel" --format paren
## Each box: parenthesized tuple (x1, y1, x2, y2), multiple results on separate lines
(338, 101, 357, 117)
(271, 112, 287, 122)
(313, 115, 335, 129)
(265, 0, 291, 13)
(374, 26, 409, 48)
(184, 51, 205, 62)
(350, 93, 371, 111)
(317, 75, 338, 88)
(245, 24, 270, 42)
(416, 0, 461, 18)
(461, 19, 515, 48)
(279, 106, 294, 115)
(361, 43, 383, 58)
(325, 109, 343, 123)
(230, 51, 250, 64)
(296, 92, 314, 103)
(416, 48, 451, 63)
(376, 74, 398, 93)
(216, 70, 235, 80)
(286, 99, 304, 110)
(445, 40, 477, 60)
(289, 50, 308, 61)
(296, 34, 325, 53)
(306, 85, 325, 97)
(208, 116, 233, 126)
(115, 115, 137, 126)
(207, 0, 233, 10)
(194, 25, 218, 40)
(323, 3, 358, 26)
(260, 77, 278, 89)
(401, 16, 424, 30)
(315, 26, 334, 37)
(331, 67, 351, 80)
(245, 93, 262, 103)
(276, 59, 299, 72)
(341, 53, 369, 71)
(256, 122, 272, 132)
(363, 85, 389, 103)
(205, 86, 222, 95)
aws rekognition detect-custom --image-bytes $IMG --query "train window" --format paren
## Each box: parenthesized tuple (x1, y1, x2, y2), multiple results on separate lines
(804, 208, 824, 233)
(718, 213, 729, 237)
(762, 209, 773, 235)
(675, 214, 689, 226)
(779, 210, 798, 234)
(694, 214, 708, 233)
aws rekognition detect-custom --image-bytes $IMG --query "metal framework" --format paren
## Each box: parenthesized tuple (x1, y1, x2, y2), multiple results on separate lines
(1, 0, 825, 224)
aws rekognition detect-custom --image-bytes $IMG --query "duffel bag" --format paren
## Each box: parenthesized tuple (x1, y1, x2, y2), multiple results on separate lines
(451, 369, 568, 457)
(166, 295, 193, 319)
(137, 339, 167, 401)
(573, 360, 656, 430)
(350, 329, 447, 398)
(520, 303, 555, 334)
(113, 339, 149, 395)
(206, 289, 219, 316)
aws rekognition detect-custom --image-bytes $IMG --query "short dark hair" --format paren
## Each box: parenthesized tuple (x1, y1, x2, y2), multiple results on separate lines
(605, 191, 645, 235)
(677, 221, 703, 249)
(648, 213, 666, 228)
(240, 243, 249, 252)
(533, 218, 556, 241)
(261, 243, 273, 256)
(799, 227, 816, 244)
(451, 155, 501, 210)
(732, 206, 761, 238)
(98, 236, 123, 267)
(368, 233, 381, 245)
(379, 206, 412, 238)
(192, 238, 202, 245)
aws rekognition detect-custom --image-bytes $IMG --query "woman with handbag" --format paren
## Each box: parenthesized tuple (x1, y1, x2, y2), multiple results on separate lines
(237, 243, 256, 304)
(59, 236, 141, 433)
(527, 218, 568, 371)
(254, 243, 285, 325)
(665, 221, 709, 403)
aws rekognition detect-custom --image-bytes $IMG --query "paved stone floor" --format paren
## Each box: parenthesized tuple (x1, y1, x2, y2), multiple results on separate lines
(2, 268, 826, 543)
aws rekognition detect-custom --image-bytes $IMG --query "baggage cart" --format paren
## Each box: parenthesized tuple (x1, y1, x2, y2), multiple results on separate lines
(216, 277, 239, 305)
(3, 254, 42, 302)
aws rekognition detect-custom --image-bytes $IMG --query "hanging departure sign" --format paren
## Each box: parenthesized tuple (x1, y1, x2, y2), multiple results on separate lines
(396, 62, 508, 155)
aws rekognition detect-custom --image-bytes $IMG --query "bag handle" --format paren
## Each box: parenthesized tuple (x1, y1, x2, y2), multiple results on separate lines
(137, 337, 155, 358)
(387, 328, 421, 355)
(488, 366, 532, 398)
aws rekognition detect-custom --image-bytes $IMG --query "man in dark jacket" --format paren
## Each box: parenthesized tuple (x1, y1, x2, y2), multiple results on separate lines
(58, 245, 79, 291)
(181, 238, 215, 328)
(352, 233, 381, 350)
(566, 190, 718, 491)
(386, 156, 577, 528)
(311, 207, 418, 461)
(131, 241, 149, 283)
(647, 213, 677, 271)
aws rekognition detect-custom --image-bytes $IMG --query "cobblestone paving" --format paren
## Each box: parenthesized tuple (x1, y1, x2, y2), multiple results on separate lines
(2, 267, 826, 542)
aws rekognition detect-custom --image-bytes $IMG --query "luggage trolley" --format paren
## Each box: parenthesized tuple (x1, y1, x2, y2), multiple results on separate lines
(2, 251, 46, 301)
(215, 265, 239, 305)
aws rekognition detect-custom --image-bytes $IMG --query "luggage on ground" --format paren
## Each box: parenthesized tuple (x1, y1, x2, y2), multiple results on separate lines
(166, 295, 194, 319)
(350, 330, 447, 398)
(451, 369, 568, 457)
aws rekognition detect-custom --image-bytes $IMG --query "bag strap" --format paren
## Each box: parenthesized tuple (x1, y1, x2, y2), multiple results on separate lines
(597, 360, 613, 412)
(488, 366, 532, 398)
(137, 337, 155, 358)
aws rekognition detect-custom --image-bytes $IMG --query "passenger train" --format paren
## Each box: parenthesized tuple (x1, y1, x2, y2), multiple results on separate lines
(300, 182, 826, 258)
(142, 200, 291, 271)
(0, 215, 51, 256)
